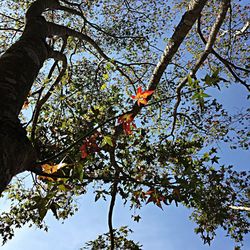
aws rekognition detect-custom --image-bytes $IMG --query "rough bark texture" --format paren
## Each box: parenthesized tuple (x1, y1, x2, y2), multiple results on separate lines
(0, 2, 52, 194)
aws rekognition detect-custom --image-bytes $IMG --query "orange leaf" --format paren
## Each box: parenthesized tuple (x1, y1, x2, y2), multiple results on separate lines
(39, 162, 67, 181)
(140, 90, 154, 99)
(131, 86, 154, 106)
(22, 100, 29, 109)
(41, 162, 67, 174)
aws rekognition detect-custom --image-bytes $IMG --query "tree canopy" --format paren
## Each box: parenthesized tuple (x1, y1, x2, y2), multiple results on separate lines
(0, 0, 249, 249)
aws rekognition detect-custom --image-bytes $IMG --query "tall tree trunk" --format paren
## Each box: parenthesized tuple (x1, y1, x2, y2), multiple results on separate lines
(0, 9, 49, 194)
(0, 0, 62, 194)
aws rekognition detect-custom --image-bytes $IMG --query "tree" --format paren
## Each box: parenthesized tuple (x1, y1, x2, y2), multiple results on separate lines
(0, 0, 249, 248)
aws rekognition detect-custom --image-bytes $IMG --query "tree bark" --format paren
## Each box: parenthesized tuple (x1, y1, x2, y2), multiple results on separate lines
(0, 1, 58, 194)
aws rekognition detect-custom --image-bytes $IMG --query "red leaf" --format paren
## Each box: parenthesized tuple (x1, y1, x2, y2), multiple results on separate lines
(80, 144, 88, 159)
(118, 113, 136, 135)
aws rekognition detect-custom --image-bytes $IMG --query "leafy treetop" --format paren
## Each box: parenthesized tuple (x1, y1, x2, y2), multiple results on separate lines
(0, 0, 249, 249)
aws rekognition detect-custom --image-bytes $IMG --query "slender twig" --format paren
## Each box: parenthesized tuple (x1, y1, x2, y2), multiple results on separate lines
(197, 16, 250, 89)
(56, 3, 144, 40)
(170, 0, 231, 135)
(0, 27, 23, 32)
(0, 12, 24, 23)
(229, 205, 250, 212)
(36, 112, 126, 164)
(176, 112, 206, 132)
(31, 50, 67, 141)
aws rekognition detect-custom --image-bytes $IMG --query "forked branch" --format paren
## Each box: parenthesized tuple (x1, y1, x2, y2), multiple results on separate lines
(170, 0, 231, 135)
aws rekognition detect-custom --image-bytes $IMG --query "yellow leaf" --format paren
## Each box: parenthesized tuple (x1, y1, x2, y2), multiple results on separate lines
(102, 135, 114, 147)
(102, 73, 109, 80)
(41, 162, 67, 174)
(100, 83, 107, 90)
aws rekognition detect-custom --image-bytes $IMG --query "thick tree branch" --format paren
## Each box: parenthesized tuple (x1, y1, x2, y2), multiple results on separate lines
(108, 181, 117, 250)
(47, 22, 134, 84)
(115, 0, 209, 123)
(0, 0, 63, 193)
(170, 0, 230, 135)
(197, 16, 250, 91)
(25, 0, 60, 20)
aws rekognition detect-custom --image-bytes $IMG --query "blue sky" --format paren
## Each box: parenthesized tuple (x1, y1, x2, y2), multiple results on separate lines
(1, 190, 250, 250)
(1, 0, 250, 249)
(1, 83, 249, 250)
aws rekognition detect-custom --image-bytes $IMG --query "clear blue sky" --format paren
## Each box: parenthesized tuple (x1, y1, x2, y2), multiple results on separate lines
(1, 84, 249, 250)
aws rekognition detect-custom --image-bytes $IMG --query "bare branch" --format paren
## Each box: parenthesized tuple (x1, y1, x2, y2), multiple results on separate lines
(59, 0, 80, 7)
(0, 27, 23, 32)
(47, 22, 135, 83)
(170, 0, 231, 135)
(197, 16, 250, 91)
(31, 49, 67, 141)
(234, 20, 249, 37)
(229, 205, 250, 212)
(147, 0, 208, 91)
(115, 0, 209, 123)
(108, 151, 119, 250)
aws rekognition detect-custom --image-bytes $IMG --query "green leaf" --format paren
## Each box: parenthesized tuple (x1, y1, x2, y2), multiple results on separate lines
(200, 92, 210, 98)
(132, 215, 141, 222)
(95, 193, 101, 202)
(100, 83, 107, 90)
(102, 135, 114, 147)
(211, 156, 220, 164)
(105, 63, 112, 70)
(102, 73, 109, 80)
(191, 93, 200, 100)
(187, 75, 193, 85)
(58, 184, 67, 192)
